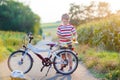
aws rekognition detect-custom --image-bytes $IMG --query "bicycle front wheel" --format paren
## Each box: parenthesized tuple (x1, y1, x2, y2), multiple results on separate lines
(53, 50, 78, 75)
(8, 50, 33, 74)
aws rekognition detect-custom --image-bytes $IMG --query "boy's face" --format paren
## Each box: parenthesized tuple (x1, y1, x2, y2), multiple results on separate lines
(62, 18, 69, 25)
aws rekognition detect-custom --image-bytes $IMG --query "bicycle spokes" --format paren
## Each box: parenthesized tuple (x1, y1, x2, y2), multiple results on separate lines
(8, 51, 33, 74)
(53, 51, 78, 75)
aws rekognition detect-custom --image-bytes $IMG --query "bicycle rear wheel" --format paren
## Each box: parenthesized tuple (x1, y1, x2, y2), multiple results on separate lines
(53, 50, 78, 75)
(8, 50, 33, 74)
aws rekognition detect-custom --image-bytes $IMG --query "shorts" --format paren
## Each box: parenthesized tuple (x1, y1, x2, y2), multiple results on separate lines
(59, 42, 72, 50)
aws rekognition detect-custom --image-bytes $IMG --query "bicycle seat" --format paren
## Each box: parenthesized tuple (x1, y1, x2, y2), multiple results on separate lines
(46, 43, 56, 47)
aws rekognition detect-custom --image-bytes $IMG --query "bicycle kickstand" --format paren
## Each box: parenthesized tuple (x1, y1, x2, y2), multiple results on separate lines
(46, 65, 52, 76)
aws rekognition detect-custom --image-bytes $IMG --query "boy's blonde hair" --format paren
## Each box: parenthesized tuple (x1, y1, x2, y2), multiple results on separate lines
(61, 13, 69, 20)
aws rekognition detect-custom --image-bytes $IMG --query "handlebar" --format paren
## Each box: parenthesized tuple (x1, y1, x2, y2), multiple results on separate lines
(27, 32, 34, 43)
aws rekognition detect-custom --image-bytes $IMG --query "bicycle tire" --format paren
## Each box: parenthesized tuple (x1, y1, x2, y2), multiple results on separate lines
(7, 50, 33, 74)
(53, 50, 78, 75)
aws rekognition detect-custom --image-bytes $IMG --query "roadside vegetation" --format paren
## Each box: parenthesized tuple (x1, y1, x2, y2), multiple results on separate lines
(69, 1, 120, 80)
(76, 13, 120, 80)
(0, 31, 24, 62)
(76, 45, 120, 80)
(0, 31, 41, 62)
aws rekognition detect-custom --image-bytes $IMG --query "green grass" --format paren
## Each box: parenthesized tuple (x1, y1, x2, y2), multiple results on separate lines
(0, 31, 25, 62)
(0, 38, 9, 62)
(0, 31, 25, 49)
(77, 45, 120, 80)
(41, 22, 60, 28)
(89, 69, 106, 79)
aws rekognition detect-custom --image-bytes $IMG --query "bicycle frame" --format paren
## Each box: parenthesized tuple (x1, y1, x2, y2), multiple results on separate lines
(23, 42, 64, 64)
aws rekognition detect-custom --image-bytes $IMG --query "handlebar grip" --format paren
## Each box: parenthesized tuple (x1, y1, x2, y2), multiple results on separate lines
(27, 32, 34, 43)
(27, 32, 32, 35)
(30, 36, 34, 39)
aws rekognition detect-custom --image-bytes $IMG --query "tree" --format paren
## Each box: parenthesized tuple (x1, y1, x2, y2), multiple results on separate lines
(33, 14, 42, 35)
(97, 2, 111, 18)
(69, 1, 111, 27)
(69, 2, 96, 26)
(84, 1, 96, 22)
(69, 3, 84, 26)
(0, 0, 42, 34)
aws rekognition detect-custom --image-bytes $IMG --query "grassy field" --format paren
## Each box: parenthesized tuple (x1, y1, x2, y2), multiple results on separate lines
(0, 31, 25, 62)
(77, 45, 120, 80)
(41, 22, 60, 37)
(41, 22, 60, 28)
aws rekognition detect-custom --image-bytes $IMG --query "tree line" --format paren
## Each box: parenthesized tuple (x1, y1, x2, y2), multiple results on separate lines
(69, 1, 114, 26)
(0, 0, 42, 35)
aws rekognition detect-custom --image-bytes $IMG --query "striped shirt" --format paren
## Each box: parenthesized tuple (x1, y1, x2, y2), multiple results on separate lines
(57, 24, 76, 43)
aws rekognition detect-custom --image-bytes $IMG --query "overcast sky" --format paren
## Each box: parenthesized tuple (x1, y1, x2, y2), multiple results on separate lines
(20, 0, 120, 23)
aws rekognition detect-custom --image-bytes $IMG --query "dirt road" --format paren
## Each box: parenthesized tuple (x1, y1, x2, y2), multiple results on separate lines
(0, 57, 98, 80)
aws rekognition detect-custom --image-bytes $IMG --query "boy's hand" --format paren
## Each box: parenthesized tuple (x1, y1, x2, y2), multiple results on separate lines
(72, 37, 78, 44)
(72, 38, 76, 42)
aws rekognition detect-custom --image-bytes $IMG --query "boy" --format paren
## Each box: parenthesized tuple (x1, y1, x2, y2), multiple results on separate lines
(57, 13, 77, 71)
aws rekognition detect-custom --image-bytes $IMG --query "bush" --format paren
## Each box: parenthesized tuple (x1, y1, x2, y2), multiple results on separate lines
(106, 70, 120, 80)
(1, 32, 24, 51)
(0, 39, 9, 62)
(0, 31, 42, 62)
(4, 38, 22, 46)
(77, 14, 120, 52)
(0, 31, 25, 62)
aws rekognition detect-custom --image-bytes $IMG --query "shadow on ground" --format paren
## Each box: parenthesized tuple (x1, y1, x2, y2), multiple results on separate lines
(40, 74, 72, 80)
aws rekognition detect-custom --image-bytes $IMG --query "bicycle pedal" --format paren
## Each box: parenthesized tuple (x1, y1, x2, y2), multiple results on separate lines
(40, 65, 45, 72)
(46, 65, 52, 76)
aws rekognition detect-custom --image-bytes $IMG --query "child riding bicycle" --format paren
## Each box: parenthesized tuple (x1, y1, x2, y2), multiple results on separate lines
(57, 13, 77, 71)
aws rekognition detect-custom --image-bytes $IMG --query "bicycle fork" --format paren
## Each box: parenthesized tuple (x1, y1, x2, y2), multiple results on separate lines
(18, 50, 29, 65)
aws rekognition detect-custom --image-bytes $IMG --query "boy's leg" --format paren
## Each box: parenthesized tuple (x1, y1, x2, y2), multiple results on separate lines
(67, 44, 73, 70)
(61, 54, 66, 70)
(60, 46, 66, 70)
(67, 54, 72, 70)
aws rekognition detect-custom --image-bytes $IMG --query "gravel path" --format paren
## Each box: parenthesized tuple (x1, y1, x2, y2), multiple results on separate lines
(0, 58, 98, 80)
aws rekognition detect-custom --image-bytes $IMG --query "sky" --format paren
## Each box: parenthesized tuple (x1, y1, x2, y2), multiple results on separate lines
(20, 0, 120, 23)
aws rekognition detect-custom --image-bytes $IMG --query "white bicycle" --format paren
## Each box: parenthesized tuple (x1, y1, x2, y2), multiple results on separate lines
(8, 33, 78, 76)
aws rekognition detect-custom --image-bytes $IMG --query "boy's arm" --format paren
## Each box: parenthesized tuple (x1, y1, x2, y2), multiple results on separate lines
(57, 27, 63, 38)
(71, 26, 77, 40)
